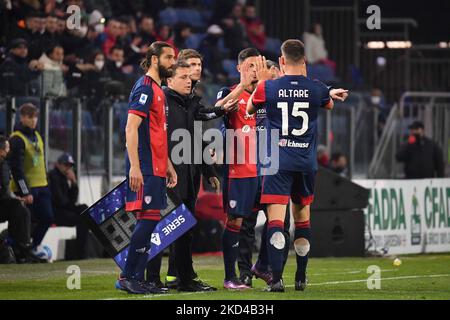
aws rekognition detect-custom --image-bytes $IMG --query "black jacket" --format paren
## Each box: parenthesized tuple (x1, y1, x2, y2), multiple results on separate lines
(48, 167, 79, 211)
(165, 86, 221, 200)
(0, 159, 11, 200)
(0, 53, 40, 96)
(8, 123, 44, 196)
(396, 136, 445, 179)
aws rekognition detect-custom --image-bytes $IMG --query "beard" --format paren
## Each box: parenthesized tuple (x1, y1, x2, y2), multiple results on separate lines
(158, 61, 173, 79)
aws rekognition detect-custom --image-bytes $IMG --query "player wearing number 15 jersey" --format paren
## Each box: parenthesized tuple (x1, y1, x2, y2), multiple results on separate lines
(248, 39, 335, 293)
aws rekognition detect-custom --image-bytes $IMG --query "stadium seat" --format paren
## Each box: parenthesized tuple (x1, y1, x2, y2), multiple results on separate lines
(222, 59, 240, 79)
(307, 63, 336, 83)
(185, 33, 206, 50)
(159, 7, 178, 26)
(176, 9, 205, 28)
(265, 37, 282, 55)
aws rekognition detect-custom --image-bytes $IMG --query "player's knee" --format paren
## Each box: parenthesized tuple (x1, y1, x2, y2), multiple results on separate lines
(294, 238, 310, 257)
(269, 231, 285, 250)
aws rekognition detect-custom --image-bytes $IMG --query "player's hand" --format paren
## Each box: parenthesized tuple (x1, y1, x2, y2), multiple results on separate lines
(330, 88, 349, 102)
(209, 176, 221, 194)
(22, 195, 33, 205)
(166, 165, 177, 189)
(255, 55, 272, 81)
(239, 59, 253, 87)
(65, 168, 77, 183)
(222, 98, 238, 112)
(129, 166, 144, 192)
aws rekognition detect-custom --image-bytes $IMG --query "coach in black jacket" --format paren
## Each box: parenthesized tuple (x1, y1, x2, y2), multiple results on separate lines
(146, 58, 235, 292)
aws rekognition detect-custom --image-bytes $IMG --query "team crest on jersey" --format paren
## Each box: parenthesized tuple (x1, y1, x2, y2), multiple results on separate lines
(229, 200, 237, 209)
(217, 91, 223, 99)
(139, 93, 148, 105)
(151, 233, 161, 246)
(145, 196, 152, 204)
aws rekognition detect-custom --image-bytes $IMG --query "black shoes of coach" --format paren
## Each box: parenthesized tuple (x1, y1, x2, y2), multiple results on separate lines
(178, 279, 217, 292)
(264, 279, 285, 292)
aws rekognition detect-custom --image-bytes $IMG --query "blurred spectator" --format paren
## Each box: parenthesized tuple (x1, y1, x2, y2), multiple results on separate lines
(199, 24, 226, 82)
(48, 153, 89, 260)
(174, 23, 192, 51)
(329, 152, 348, 177)
(38, 44, 68, 97)
(156, 23, 177, 53)
(81, 50, 111, 99)
(0, 38, 43, 96)
(317, 144, 330, 168)
(105, 45, 126, 82)
(303, 23, 336, 71)
(221, 3, 249, 58)
(241, 5, 266, 51)
(368, 88, 390, 136)
(8, 104, 54, 251)
(40, 14, 60, 53)
(396, 121, 445, 178)
(137, 15, 157, 46)
(0, 135, 43, 263)
(98, 17, 122, 56)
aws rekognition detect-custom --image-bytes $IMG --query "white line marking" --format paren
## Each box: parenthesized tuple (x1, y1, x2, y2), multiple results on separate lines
(285, 274, 450, 287)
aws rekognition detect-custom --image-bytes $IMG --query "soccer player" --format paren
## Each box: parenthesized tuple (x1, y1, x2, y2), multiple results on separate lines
(247, 39, 348, 292)
(117, 41, 178, 294)
(215, 48, 263, 290)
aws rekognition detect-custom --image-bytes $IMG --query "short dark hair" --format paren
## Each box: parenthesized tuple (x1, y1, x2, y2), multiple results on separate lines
(19, 103, 38, 117)
(109, 45, 124, 54)
(140, 41, 173, 71)
(238, 48, 260, 64)
(45, 44, 63, 56)
(266, 60, 279, 69)
(0, 135, 7, 150)
(171, 61, 191, 76)
(281, 39, 305, 64)
(177, 49, 203, 62)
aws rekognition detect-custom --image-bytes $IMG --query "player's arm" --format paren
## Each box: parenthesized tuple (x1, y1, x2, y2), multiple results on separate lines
(247, 80, 266, 115)
(125, 113, 143, 192)
(315, 80, 335, 110)
(323, 98, 334, 110)
(215, 59, 253, 108)
(126, 84, 153, 192)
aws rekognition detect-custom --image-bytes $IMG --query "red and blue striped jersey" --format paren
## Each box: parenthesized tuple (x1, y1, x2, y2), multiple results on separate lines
(218, 85, 258, 178)
(126, 75, 168, 177)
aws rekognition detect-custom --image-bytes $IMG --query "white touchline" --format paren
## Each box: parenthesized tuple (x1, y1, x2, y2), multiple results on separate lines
(285, 274, 450, 287)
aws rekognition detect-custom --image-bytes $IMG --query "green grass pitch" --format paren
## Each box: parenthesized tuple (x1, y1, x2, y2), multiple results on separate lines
(1, 253, 449, 300)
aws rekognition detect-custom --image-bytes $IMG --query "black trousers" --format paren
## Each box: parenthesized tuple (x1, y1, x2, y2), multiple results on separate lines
(53, 204, 89, 260)
(0, 198, 31, 249)
(146, 198, 197, 283)
(238, 205, 291, 278)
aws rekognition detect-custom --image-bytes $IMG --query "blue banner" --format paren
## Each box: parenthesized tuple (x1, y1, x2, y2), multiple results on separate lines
(82, 180, 197, 271)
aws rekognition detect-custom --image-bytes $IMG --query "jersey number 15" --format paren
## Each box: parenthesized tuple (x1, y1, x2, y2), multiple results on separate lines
(277, 102, 309, 136)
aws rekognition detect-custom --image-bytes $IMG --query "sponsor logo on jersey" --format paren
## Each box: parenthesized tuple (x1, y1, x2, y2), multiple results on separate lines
(279, 139, 309, 148)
